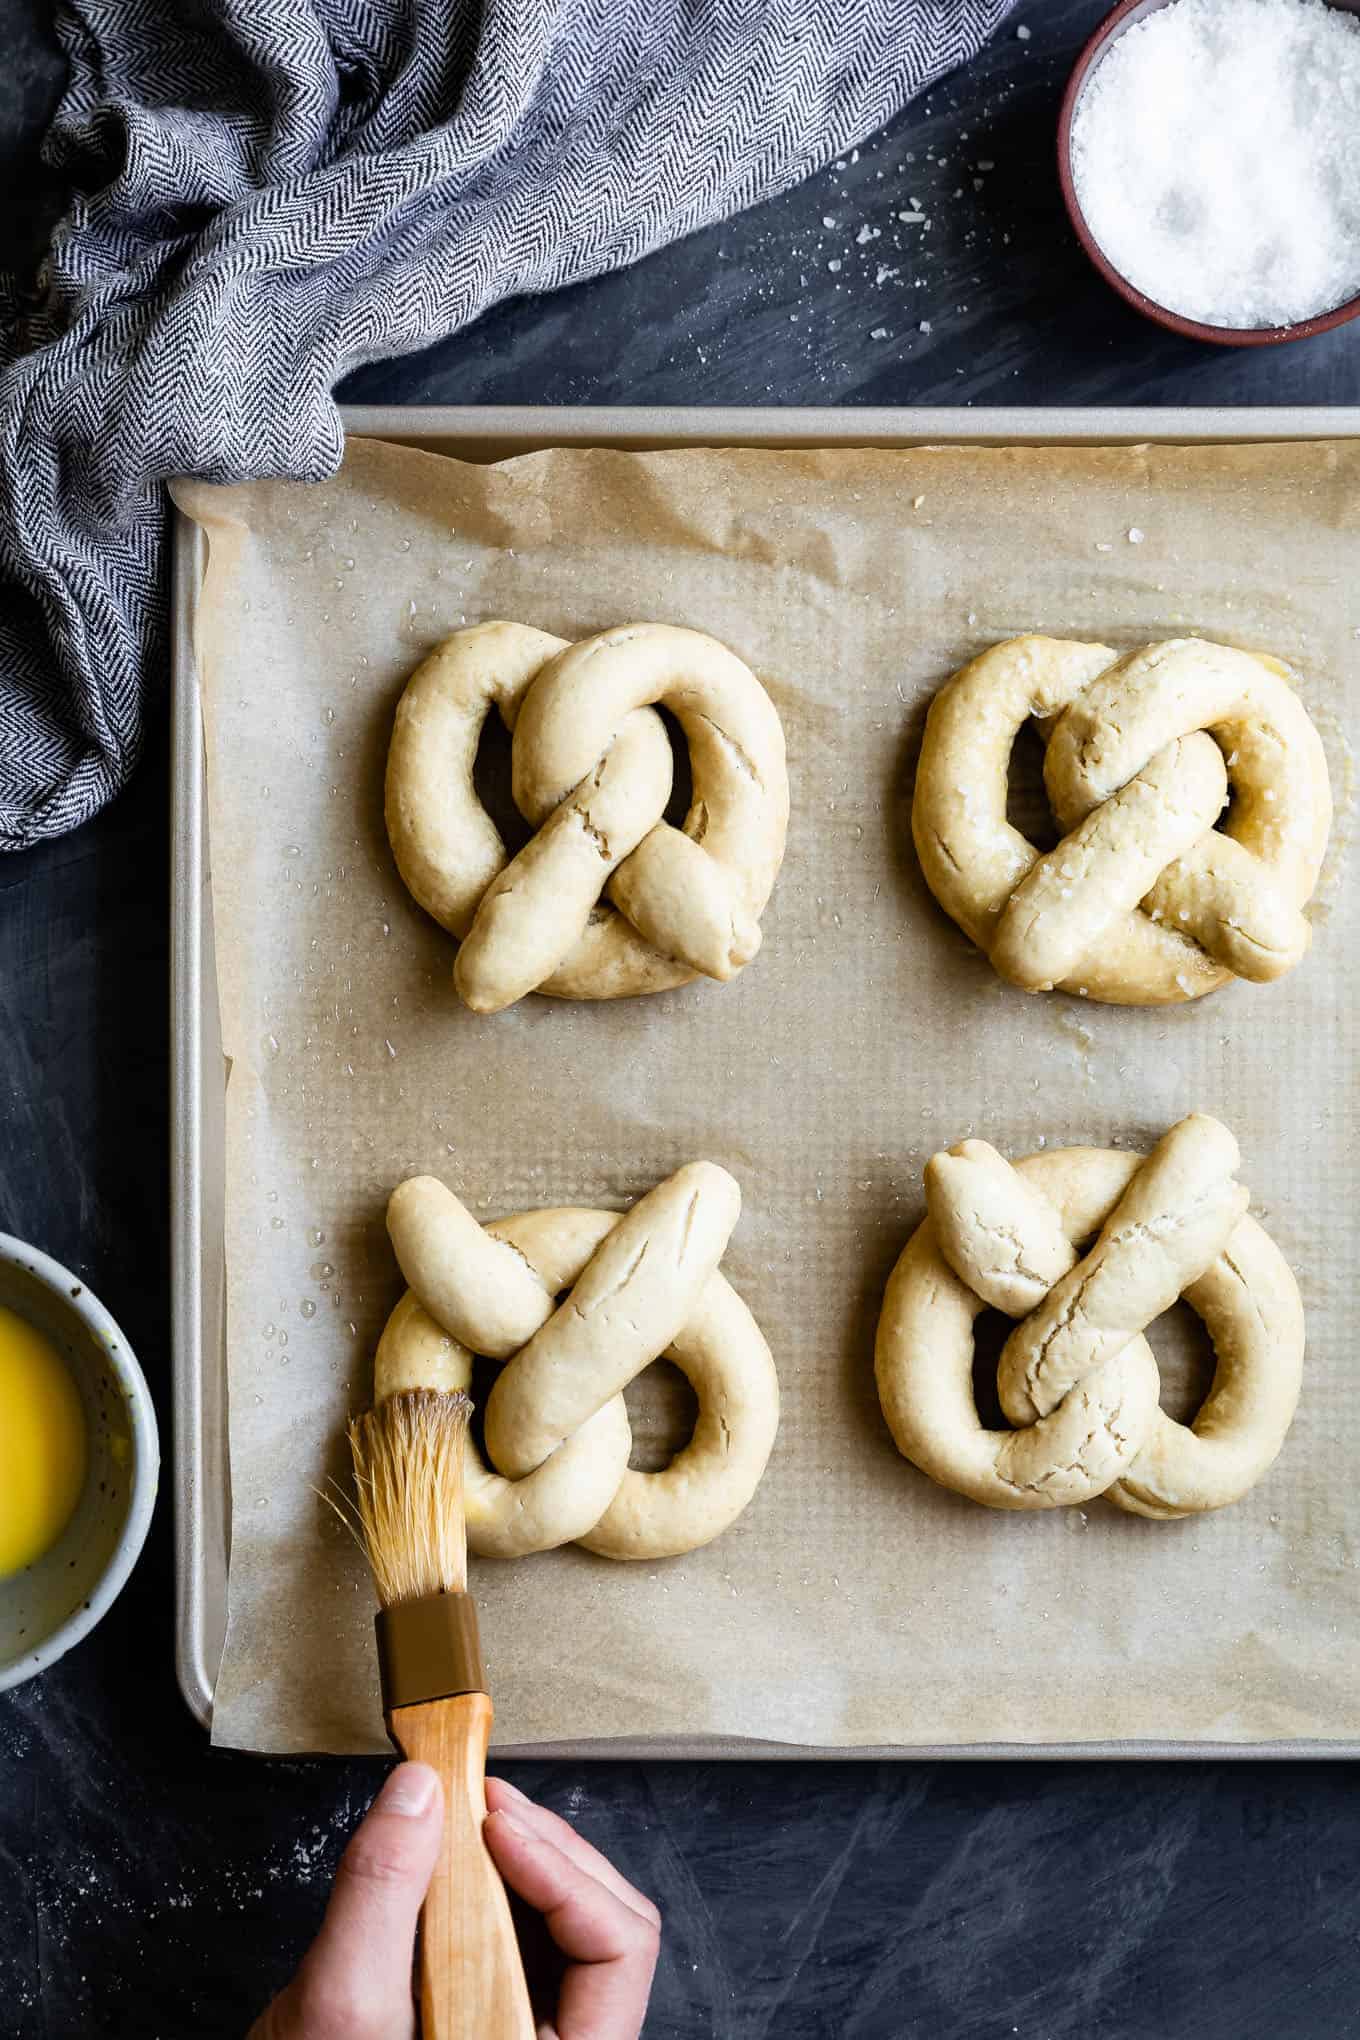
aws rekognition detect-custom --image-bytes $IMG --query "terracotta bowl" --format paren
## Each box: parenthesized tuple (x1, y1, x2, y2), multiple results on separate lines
(1058, 0, 1360, 346)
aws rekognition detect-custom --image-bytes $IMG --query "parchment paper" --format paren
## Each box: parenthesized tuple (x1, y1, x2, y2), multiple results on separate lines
(173, 434, 1358, 1755)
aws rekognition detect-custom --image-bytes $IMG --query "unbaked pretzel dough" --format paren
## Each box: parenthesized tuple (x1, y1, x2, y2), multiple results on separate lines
(386, 621, 789, 1012)
(875, 1115, 1304, 1517)
(374, 1161, 779, 1559)
(912, 636, 1331, 1005)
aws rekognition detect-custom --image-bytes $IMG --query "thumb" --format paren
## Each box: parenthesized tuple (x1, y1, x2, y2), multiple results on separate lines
(288, 1762, 445, 2037)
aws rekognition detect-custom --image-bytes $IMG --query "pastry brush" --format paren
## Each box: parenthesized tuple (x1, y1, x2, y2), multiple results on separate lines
(348, 1388, 534, 2040)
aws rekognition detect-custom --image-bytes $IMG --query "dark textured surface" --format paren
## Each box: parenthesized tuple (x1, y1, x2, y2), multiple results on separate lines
(2, 3, 1359, 2036)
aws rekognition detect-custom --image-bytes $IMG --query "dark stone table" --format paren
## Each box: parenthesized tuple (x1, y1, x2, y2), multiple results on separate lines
(2, 4, 1358, 2035)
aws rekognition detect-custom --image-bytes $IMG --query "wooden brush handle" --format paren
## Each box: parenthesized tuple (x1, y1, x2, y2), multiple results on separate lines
(390, 1692, 535, 2040)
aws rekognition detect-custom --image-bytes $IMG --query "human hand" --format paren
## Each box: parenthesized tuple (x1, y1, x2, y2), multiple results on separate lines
(248, 1762, 659, 2040)
(248, 1762, 443, 2040)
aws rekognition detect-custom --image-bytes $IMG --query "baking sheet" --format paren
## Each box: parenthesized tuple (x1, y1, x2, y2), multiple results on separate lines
(172, 431, 1357, 1756)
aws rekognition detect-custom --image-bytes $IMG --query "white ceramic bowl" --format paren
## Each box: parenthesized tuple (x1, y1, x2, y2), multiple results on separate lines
(0, 1234, 159, 1693)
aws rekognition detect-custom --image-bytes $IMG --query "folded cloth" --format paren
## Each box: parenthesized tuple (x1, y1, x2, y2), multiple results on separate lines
(0, 0, 1014, 849)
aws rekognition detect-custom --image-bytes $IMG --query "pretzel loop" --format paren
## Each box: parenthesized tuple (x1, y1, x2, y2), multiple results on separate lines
(912, 636, 1331, 1005)
(375, 1163, 779, 1560)
(875, 1115, 1304, 1517)
(386, 621, 789, 1012)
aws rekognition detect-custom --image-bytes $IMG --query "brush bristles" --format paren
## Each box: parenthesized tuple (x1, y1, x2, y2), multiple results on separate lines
(346, 1389, 473, 1607)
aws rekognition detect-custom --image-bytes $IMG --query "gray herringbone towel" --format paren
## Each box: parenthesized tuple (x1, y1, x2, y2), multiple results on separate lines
(0, 0, 1014, 849)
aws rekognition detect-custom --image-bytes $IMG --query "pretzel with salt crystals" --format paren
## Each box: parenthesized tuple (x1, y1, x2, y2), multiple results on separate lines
(875, 1115, 1303, 1518)
(374, 1162, 779, 1560)
(385, 621, 789, 1012)
(912, 636, 1331, 1005)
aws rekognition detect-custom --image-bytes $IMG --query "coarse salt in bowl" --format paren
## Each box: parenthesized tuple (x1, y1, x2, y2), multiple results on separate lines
(1059, 0, 1360, 345)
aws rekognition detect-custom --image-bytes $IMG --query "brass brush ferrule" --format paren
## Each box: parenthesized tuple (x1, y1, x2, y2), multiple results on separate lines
(375, 1592, 487, 1716)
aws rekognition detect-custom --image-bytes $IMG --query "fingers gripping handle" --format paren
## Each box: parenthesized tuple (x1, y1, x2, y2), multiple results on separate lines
(389, 1693, 535, 2040)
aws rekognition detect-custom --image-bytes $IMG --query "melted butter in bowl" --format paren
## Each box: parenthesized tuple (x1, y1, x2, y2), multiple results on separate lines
(0, 1306, 88, 1576)
(0, 1242, 158, 1693)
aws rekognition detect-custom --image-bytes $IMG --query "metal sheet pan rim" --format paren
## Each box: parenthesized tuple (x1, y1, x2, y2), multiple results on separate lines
(173, 403, 1360, 1757)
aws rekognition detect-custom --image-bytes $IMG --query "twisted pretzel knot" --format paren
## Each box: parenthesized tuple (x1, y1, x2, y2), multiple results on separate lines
(374, 1162, 779, 1560)
(875, 1115, 1303, 1517)
(386, 620, 789, 1013)
(912, 636, 1332, 1005)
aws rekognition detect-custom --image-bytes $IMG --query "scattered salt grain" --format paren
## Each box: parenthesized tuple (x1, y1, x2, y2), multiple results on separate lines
(1070, 0, 1360, 328)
